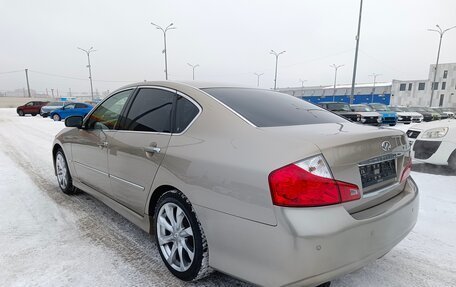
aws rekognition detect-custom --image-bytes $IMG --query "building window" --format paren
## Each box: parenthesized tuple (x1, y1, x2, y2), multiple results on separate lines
(399, 83, 406, 91)
(442, 82, 446, 90)
(418, 82, 425, 90)
(408, 83, 412, 91)
(432, 82, 439, 90)
(443, 70, 448, 79)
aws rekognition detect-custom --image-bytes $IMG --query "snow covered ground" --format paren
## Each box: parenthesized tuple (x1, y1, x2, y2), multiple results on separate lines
(0, 108, 455, 287)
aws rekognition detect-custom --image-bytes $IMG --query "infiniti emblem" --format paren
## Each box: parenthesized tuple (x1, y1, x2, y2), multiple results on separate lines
(381, 141, 392, 152)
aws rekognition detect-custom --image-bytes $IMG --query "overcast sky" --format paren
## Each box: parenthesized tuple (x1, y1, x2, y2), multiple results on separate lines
(1, 0, 456, 95)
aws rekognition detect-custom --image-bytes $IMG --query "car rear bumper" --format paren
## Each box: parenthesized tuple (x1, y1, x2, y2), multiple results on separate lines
(198, 178, 419, 287)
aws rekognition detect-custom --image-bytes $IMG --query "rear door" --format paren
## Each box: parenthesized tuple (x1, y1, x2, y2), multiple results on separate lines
(107, 87, 175, 214)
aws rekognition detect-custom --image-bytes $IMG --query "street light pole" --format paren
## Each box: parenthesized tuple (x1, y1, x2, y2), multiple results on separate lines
(299, 79, 307, 95)
(428, 24, 456, 107)
(151, 22, 176, 80)
(350, 0, 363, 104)
(369, 73, 381, 103)
(77, 47, 96, 101)
(254, 73, 264, 87)
(270, 50, 286, 90)
(187, 63, 199, 80)
(330, 64, 344, 89)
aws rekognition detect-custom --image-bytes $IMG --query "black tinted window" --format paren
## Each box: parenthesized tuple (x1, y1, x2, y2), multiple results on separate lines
(174, 96, 199, 133)
(202, 88, 347, 127)
(123, 88, 174, 132)
(75, 103, 87, 108)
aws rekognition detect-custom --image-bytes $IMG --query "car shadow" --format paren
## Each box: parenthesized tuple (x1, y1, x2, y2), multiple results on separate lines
(412, 163, 455, 176)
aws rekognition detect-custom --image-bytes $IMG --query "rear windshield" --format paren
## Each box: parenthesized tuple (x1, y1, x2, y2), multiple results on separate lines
(326, 103, 351, 112)
(202, 88, 347, 127)
(351, 105, 373, 112)
(370, 104, 389, 111)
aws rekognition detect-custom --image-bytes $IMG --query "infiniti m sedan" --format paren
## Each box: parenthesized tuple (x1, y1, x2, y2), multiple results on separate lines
(53, 81, 418, 287)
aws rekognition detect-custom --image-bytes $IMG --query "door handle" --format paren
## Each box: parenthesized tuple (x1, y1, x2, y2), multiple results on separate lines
(144, 146, 161, 154)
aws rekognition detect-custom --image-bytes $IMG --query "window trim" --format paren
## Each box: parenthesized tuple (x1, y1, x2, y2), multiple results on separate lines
(117, 85, 202, 135)
(82, 88, 135, 130)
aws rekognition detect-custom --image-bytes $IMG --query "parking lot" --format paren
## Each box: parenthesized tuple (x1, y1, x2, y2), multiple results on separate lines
(0, 108, 455, 287)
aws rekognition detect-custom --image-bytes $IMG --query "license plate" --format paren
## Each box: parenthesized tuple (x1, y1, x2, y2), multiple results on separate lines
(359, 159, 396, 188)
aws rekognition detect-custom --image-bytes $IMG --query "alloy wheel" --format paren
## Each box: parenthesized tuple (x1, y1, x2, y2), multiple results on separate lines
(156, 202, 195, 272)
(56, 153, 68, 189)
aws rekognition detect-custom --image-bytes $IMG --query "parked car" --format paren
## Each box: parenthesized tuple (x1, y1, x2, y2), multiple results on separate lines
(318, 102, 382, 125)
(406, 119, 456, 169)
(16, 101, 49, 116)
(408, 107, 440, 122)
(441, 108, 456, 118)
(431, 107, 454, 119)
(349, 104, 383, 125)
(390, 106, 423, 124)
(367, 103, 398, 126)
(53, 82, 418, 287)
(40, 101, 71, 117)
(49, 102, 93, 121)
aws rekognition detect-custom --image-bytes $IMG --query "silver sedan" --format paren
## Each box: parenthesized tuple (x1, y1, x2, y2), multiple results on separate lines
(52, 82, 418, 287)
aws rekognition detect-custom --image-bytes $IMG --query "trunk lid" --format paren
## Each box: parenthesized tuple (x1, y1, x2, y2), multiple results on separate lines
(261, 122, 410, 213)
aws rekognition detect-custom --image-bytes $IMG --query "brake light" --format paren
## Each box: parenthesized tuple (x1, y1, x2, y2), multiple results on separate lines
(268, 155, 360, 207)
(400, 157, 412, 183)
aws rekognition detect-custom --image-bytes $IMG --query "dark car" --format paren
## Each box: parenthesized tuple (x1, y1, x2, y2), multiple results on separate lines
(408, 107, 440, 122)
(318, 102, 382, 125)
(16, 101, 49, 116)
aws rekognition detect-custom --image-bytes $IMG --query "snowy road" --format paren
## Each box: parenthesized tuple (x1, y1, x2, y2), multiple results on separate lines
(0, 108, 455, 287)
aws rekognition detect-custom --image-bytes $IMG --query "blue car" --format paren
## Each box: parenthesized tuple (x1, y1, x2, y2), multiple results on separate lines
(368, 103, 398, 126)
(50, 102, 93, 121)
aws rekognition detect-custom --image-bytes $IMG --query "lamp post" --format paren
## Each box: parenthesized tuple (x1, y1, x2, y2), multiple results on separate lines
(299, 79, 307, 95)
(254, 73, 264, 87)
(187, 63, 199, 80)
(151, 22, 176, 80)
(330, 64, 344, 90)
(77, 47, 96, 101)
(369, 73, 381, 103)
(270, 50, 286, 90)
(427, 24, 456, 107)
(349, 0, 363, 104)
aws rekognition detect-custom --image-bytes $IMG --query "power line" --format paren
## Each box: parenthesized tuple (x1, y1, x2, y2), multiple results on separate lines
(0, 70, 23, 75)
(28, 70, 134, 83)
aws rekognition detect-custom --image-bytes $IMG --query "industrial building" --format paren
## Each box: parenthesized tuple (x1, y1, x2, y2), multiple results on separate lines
(278, 63, 456, 107)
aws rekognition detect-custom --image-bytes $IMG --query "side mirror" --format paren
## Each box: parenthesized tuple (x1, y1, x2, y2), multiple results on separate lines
(65, 116, 83, 128)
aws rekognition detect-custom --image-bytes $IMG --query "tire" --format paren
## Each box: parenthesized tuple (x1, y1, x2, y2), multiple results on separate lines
(31, 113, 37, 116)
(54, 150, 76, 195)
(52, 114, 61, 121)
(389, 123, 396, 126)
(18, 110, 24, 116)
(448, 150, 456, 171)
(154, 190, 211, 281)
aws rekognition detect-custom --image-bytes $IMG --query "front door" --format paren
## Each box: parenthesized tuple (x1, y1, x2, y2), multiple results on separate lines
(71, 89, 132, 194)
(108, 87, 175, 214)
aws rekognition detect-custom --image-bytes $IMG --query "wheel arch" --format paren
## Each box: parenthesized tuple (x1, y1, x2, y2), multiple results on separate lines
(52, 143, 63, 175)
(147, 185, 179, 220)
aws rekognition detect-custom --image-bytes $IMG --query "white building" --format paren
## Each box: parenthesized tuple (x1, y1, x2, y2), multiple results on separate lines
(391, 63, 456, 107)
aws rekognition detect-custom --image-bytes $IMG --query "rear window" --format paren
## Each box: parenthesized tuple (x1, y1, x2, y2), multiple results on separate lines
(202, 88, 347, 127)
(326, 103, 351, 111)
(351, 105, 373, 112)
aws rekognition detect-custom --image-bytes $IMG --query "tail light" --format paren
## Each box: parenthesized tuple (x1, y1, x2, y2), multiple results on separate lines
(400, 157, 412, 183)
(268, 155, 360, 207)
